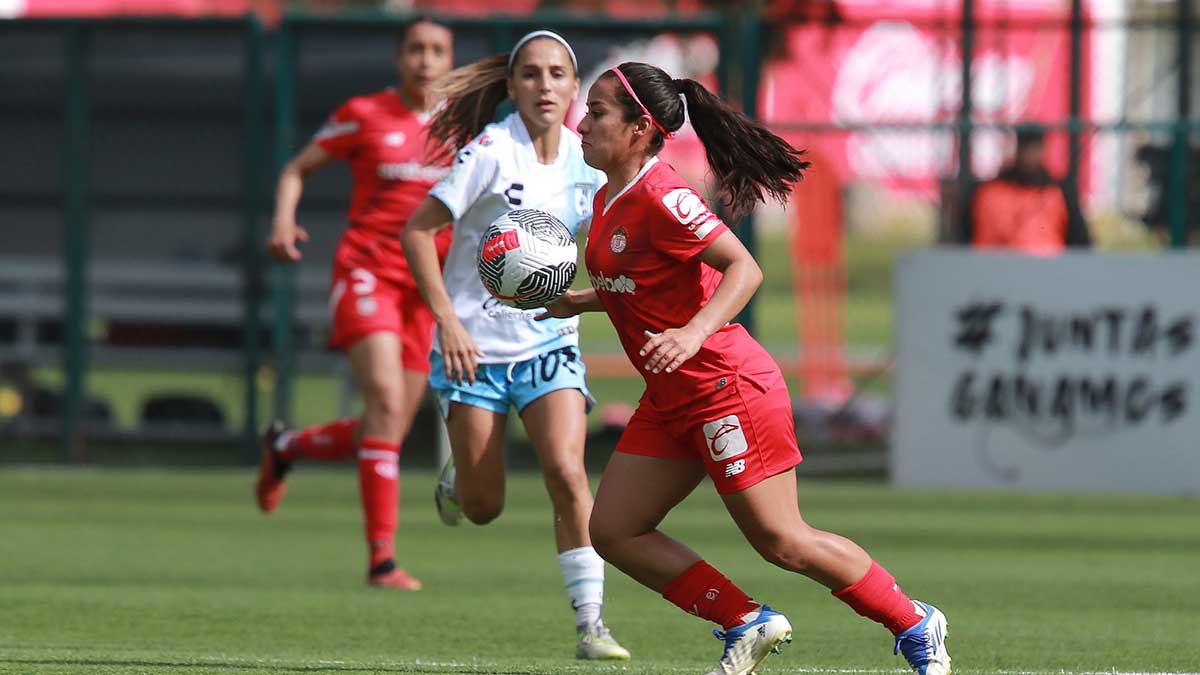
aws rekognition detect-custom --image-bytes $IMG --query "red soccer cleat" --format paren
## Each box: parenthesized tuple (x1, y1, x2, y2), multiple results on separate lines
(367, 560, 422, 590)
(254, 420, 292, 514)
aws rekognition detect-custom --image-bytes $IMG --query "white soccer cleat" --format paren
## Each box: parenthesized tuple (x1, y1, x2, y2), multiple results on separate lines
(434, 457, 463, 526)
(894, 601, 951, 675)
(704, 605, 792, 675)
(576, 620, 631, 660)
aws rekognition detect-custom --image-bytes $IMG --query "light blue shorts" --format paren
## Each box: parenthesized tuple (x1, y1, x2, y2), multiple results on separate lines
(429, 344, 594, 416)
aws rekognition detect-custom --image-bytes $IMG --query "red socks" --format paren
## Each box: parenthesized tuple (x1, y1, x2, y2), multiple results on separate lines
(276, 420, 403, 573)
(357, 437, 400, 568)
(280, 418, 359, 462)
(833, 561, 923, 635)
(662, 561, 760, 629)
(661, 558, 920, 637)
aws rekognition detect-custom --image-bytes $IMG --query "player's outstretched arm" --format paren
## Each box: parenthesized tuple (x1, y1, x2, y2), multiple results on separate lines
(640, 230, 763, 374)
(401, 196, 483, 384)
(268, 142, 335, 262)
(535, 288, 602, 321)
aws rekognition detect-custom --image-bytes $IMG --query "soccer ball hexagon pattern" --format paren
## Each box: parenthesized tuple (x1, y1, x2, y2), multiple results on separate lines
(477, 209, 578, 310)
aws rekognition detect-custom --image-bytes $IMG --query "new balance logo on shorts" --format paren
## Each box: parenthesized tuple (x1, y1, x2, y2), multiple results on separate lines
(703, 414, 748, 462)
(724, 459, 746, 477)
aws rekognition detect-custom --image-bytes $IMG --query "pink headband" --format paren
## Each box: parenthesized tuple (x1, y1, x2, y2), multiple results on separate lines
(610, 67, 675, 140)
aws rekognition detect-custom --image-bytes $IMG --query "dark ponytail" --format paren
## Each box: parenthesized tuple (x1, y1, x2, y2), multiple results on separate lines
(606, 62, 810, 221)
(426, 53, 509, 163)
(677, 78, 809, 220)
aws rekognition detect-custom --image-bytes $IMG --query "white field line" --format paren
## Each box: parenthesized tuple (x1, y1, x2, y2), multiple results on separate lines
(405, 668, 1200, 675)
(343, 664, 1200, 675)
(156, 659, 1200, 675)
(6, 650, 1197, 675)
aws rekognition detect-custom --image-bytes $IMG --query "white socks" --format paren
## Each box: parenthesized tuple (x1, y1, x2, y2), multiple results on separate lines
(558, 546, 605, 630)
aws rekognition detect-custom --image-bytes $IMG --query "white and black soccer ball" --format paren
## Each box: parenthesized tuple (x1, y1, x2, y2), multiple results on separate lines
(477, 209, 578, 310)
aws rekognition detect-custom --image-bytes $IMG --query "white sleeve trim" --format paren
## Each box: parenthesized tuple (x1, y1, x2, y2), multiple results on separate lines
(693, 219, 721, 240)
(314, 119, 358, 141)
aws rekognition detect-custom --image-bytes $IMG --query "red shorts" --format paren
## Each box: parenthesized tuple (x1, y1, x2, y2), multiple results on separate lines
(616, 372, 803, 494)
(327, 263, 436, 374)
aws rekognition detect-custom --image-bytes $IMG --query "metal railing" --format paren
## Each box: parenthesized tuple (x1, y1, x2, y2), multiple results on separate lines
(0, 16, 267, 460)
(3, 4, 1195, 462)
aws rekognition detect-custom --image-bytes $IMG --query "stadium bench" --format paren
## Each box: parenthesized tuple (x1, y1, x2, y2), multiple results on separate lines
(0, 254, 344, 443)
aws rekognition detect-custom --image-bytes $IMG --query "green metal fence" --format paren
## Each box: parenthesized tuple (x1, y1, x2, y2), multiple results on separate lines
(0, 16, 267, 461)
(3, 6, 1196, 462)
(758, 1, 1197, 246)
(267, 11, 751, 425)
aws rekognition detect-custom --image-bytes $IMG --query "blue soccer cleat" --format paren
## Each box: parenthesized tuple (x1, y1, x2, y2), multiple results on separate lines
(704, 605, 792, 675)
(894, 601, 951, 675)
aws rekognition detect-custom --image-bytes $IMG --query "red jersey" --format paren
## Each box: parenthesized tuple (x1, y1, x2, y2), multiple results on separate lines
(314, 89, 452, 285)
(585, 159, 780, 411)
(971, 179, 1068, 255)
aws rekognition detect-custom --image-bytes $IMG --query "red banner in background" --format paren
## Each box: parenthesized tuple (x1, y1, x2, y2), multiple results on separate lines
(562, 0, 1093, 201)
(12, 0, 1092, 200)
(10, 0, 278, 18)
(763, 0, 1091, 197)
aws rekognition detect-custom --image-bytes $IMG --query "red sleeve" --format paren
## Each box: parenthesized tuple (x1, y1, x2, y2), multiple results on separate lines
(649, 186, 730, 261)
(312, 100, 361, 160)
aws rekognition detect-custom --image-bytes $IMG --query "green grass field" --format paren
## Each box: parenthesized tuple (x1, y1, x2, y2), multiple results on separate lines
(2, 468, 1198, 674)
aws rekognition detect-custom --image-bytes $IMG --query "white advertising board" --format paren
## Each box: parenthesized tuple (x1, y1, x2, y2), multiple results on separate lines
(892, 250, 1200, 494)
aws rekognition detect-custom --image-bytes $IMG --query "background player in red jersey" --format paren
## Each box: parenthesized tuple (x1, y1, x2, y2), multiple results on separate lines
(538, 62, 953, 675)
(254, 17, 454, 590)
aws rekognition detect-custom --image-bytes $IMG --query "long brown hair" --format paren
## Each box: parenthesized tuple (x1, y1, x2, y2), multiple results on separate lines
(426, 54, 509, 163)
(604, 62, 810, 221)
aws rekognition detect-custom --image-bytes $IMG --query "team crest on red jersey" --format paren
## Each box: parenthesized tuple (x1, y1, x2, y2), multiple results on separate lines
(610, 226, 628, 254)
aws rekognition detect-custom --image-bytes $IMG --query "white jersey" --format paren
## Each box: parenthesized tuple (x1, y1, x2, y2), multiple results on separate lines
(429, 113, 606, 363)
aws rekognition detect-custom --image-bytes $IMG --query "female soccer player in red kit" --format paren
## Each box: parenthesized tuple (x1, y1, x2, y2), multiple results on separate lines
(539, 62, 952, 675)
(254, 18, 454, 590)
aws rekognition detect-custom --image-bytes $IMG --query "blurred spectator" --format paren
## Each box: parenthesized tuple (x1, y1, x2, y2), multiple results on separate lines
(1134, 143, 1200, 241)
(964, 125, 1091, 255)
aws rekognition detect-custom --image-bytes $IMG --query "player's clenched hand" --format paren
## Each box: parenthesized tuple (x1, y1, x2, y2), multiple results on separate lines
(267, 224, 309, 262)
(640, 327, 704, 374)
(534, 290, 584, 321)
(438, 317, 483, 385)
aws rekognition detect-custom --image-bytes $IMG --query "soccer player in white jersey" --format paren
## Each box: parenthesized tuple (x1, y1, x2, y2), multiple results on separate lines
(400, 30, 629, 661)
